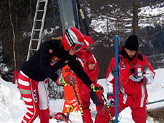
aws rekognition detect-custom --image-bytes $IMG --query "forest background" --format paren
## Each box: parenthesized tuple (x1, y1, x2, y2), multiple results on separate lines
(0, 0, 164, 82)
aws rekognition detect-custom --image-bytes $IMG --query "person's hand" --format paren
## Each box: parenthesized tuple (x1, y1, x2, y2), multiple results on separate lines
(129, 72, 143, 82)
(89, 84, 99, 92)
(88, 63, 95, 70)
(63, 75, 76, 86)
(108, 97, 115, 107)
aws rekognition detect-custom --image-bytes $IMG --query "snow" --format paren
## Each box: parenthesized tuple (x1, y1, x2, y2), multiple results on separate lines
(147, 68, 164, 111)
(139, 2, 164, 17)
(91, 2, 164, 33)
(0, 68, 164, 123)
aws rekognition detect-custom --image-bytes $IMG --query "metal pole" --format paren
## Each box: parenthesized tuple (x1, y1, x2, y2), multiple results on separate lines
(115, 35, 119, 123)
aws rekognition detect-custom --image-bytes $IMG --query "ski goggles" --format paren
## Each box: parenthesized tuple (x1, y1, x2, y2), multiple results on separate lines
(72, 44, 83, 51)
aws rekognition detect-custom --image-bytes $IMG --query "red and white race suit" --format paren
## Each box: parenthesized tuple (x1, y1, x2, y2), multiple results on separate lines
(95, 47, 155, 123)
(18, 71, 49, 123)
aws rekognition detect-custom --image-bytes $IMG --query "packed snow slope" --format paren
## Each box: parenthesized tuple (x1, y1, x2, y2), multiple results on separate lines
(0, 68, 164, 123)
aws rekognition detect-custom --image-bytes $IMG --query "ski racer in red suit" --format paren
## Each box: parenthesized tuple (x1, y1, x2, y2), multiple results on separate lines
(17, 27, 100, 123)
(76, 35, 104, 123)
(95, 35, 155, 123)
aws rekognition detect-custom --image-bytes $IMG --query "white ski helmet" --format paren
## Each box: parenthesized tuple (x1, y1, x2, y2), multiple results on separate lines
(62, 26, 84, 51)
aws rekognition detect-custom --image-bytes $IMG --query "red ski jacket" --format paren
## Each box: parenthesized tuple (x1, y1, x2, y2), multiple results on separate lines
(76, 49, 99, 83)
(106, 47, 155, 108)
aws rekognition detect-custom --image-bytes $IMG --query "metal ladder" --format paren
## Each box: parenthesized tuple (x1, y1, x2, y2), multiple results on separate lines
(26, 0, 48, 60)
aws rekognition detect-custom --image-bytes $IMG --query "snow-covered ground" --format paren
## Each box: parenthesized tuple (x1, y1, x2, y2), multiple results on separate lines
(0, 68, 164, 123)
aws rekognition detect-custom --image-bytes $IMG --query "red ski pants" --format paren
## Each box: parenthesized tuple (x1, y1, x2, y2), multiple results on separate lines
(78, 82, 104, 123)
(94, 97, 147, 123)
(18, 71, 49, 123)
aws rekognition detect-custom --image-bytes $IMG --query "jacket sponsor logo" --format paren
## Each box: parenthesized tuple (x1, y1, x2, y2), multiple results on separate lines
(120, 62, 126, 69)
(49, 49, 53, 54)
(64, 60, 69, 63)
(51, 56, 60, 66)
(65, 68, 71, 72)
(82, 58, 86, 64)
(134, 64, 141, 68)
(19, 89, 31, 94)
(33, 89, 37, 103)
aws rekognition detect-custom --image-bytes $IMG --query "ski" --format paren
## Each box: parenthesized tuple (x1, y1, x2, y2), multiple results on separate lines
(66, 105, 74, 120)
(65, 76, 84, 123)
(147, 106, 164, 112)
(54, 112, 72, 123)
(147, 99, 164, 105)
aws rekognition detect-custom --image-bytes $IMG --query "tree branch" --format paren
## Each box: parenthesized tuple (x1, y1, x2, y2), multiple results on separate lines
(8, 0, 17, 70)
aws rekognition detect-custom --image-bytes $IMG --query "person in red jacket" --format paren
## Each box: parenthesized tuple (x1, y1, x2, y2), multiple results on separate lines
(95, 35, 155, 123)
(17, 27, 100, 123)
(76, 35, 104, 123)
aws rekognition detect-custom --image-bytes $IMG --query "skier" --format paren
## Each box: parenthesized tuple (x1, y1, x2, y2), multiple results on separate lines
(17, 26, 100, 123)
(95, 35, 155, 123)
(76, 35, 104, 123)
(54, 64, 80, 122)
(59, 64, 80, 113)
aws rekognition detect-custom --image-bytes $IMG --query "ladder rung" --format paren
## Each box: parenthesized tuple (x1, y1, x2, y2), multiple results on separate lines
(33, 29, 41, 31)
(27, 0, 48, 61)
(39, 0, 47, 2)
(30, 49, 37, 51)
(35, 19, 42, 21)
(31, 39, 39, 41)
(37, 10, 44, 12)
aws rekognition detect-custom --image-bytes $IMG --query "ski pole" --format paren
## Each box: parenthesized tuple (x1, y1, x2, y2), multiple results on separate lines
(99, 89, 114, 123)
(61, 75, 84, 122)
(115, 35, 119, 123)
(76, 0, 89, 36)
(70, 81, 84, 123)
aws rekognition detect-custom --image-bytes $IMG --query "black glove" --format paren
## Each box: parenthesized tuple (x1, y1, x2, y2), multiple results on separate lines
(89, 84, 100, 106)
(90, 89, 100, 106)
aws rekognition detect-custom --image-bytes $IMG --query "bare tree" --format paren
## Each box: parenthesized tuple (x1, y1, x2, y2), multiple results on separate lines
(8, 0, 17, 70)
(133, 0, 139, 35)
